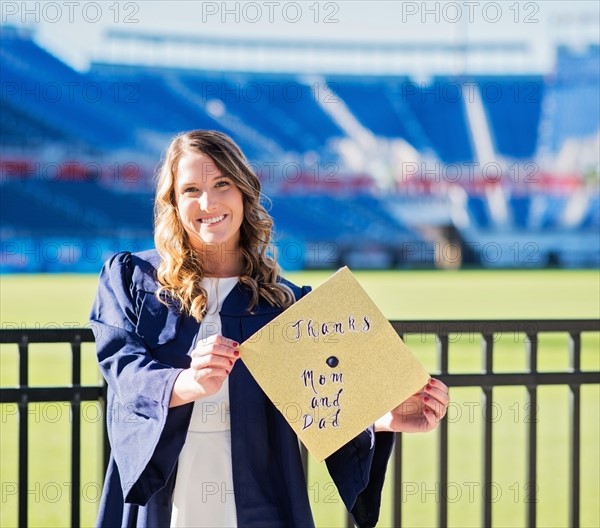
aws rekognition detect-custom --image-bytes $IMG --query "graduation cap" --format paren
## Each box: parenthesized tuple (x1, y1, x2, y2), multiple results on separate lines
(239, 267, 430, 462)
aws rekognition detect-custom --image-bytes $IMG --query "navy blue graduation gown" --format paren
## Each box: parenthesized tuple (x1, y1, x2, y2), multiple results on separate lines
(90, 249, 394, 528)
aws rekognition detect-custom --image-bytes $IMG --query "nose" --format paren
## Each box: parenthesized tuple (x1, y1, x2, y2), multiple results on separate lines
(198, 190, 215, 211)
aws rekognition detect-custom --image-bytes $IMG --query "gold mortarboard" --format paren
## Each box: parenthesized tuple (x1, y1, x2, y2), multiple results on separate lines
(239, 266, 430, 461)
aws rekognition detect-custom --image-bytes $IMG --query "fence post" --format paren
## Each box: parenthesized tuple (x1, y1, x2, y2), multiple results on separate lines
(482, 332, 494, 528)
(569, 332, 582, 527)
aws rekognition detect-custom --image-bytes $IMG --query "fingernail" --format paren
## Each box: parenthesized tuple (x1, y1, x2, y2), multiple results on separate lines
(232, 342, 239, 348)
(423, 396, 430, 402)
(233, 350, 240, 357)
(429, 378, 435, 385)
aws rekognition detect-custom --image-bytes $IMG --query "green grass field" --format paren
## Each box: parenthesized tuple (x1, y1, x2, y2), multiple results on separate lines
(1, 270, 599, 527)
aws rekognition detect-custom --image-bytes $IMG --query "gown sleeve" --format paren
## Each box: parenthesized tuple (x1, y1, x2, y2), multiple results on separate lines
(90, 252, 189, 504)
(325, 428, 395, 528)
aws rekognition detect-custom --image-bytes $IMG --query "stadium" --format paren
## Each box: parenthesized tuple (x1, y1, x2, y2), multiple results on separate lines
(0, 2, 599, 528)
(1, 17, 598, 273)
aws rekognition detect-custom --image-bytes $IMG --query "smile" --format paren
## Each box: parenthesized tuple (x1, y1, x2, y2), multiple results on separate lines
(199, 214, 226, 225)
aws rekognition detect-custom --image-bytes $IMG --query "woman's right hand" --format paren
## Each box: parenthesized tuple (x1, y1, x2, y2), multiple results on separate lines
(170, 335, 240, 407)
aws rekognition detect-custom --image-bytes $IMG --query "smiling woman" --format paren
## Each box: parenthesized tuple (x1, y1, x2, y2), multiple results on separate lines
(89, 130, 448, 528)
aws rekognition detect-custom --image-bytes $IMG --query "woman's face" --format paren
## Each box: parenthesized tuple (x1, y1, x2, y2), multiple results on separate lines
(175, 152, 244, 252)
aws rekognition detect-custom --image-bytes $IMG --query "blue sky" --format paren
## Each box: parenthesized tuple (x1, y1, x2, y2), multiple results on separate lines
(3, 1, 599, 74)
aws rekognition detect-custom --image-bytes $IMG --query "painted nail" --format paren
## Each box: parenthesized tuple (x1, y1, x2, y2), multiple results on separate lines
(232, 342, 239, 348)
(423, 396, 430, 402)
(233, 350, 240, 357)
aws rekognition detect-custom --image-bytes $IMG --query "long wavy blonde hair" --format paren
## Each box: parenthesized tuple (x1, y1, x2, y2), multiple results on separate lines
(154, 130, 295, 321)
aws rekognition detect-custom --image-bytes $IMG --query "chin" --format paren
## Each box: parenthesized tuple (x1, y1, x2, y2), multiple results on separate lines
(199, 235, 230, 246)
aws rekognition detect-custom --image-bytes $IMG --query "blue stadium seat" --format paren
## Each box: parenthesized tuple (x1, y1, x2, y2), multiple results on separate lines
(328, 76, 474, 163)
(467, 195, 491, 228)
(540, 195, 569, 230)
(403, 77, 474, 163)
(545, 46, 600, 154)
(1, 34, 132, 150)
(580, 194, 600, 230)
(509, 194, 532, 229)
(1, 181, 97, 234)
(472, 75, 544, 159)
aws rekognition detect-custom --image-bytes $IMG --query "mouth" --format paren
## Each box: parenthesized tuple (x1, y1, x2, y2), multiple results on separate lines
(199, 214, 226, 225)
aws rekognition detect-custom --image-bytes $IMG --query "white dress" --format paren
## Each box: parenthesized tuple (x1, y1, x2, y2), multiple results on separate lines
(170, 276, 240, 528)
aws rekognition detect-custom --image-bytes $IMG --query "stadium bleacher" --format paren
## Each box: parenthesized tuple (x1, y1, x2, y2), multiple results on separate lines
(1, 26, 598, 271)
(581, 194, 600, 230)
(542, 45, 600, 155)
(474, 75, 544, 160)
(326, 77, 419, 141)
(1, 31, 131, 152)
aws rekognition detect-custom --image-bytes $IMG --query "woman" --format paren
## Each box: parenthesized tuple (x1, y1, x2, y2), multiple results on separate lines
(90, 130, 449, 528)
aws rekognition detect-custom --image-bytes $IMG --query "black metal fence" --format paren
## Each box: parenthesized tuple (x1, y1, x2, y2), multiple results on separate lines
(1, 320, 599, 528)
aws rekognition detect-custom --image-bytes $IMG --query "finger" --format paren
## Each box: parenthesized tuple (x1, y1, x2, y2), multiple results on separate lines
(192, 342, 240, 360)
(424, 384, 450, 407)
(428, 378, 449, 393)
(424, 379, 449, 400)
(191, 354, 235, 371)
(423, 407, 439, 428)
(204, 334, 240, 350)
(422, 395, 447, 419)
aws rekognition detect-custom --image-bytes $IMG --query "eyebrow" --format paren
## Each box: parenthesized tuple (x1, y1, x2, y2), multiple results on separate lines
(177, 175, 231, 188)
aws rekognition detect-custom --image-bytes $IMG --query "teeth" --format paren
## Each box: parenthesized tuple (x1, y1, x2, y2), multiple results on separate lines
(201, 215, 225, 224)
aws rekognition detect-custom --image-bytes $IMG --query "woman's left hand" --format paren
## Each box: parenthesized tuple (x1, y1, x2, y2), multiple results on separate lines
(375, 378, 449, 433)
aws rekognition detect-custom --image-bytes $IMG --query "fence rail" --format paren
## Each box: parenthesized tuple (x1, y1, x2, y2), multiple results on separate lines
(1, 320, 599, 528)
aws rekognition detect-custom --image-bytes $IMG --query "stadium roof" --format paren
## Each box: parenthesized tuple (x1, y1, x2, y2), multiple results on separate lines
(100, 29, 534, 76)
(105, 29, 529, 54)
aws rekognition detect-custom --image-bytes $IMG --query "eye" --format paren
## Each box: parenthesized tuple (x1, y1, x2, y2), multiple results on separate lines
(215, 179, 231, 189)
(182, 186, 198, 194)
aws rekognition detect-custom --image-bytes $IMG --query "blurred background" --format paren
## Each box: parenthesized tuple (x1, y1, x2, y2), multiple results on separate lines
(1, 0, 598, 273)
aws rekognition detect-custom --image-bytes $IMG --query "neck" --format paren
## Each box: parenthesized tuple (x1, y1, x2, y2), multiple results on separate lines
(200, 243, 244, 277)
